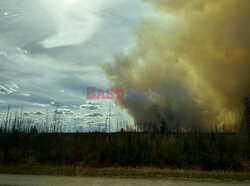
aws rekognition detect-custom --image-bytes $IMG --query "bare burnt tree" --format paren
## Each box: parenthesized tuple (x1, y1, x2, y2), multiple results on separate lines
(241, 97, 250, 136)
(4, 105, 10, 133)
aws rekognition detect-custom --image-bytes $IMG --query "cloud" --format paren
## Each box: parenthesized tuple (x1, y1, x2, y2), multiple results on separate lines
(0, 86, 10, 95)
(50, 101, 55, 105)
(55, 108, 74, 115)
(24, 111, 44, 116)
(20, 93, 31, 97)
(0, 83, 20, 95)
(0, 100, 6, 104)
(15, 47, 28, 55)
(32, 103, 51, 108)
(40, 0, 106, 48)
(80, 104, 99, 110)
(63, 109, 74, 115)
(80, 101, 102, 110)
(0, 50, 7, 57)
(85, 112, 103, 117)
(86, 101, 100, 105)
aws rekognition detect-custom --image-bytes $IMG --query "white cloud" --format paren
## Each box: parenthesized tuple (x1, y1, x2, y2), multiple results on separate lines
(0, 50, 7, 57)
(15, 47, 28, 55)
(32, 103, 51, 108)
(0, 83, 20, 95)
(3, 11, 9, 16)
(6, 84, 19, 91)
(20, 93, 31, 96)
(0, 100, 6, 104)
(80, 104, 98, 110)
(40, 0, 106, 48)
(55, 108, 74, 115)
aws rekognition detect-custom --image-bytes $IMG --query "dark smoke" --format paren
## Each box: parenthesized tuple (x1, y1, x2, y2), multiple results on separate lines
(104, 0, 250, 131)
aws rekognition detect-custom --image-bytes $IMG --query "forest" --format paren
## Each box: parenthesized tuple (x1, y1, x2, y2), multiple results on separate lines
(0, 98, 249, 172)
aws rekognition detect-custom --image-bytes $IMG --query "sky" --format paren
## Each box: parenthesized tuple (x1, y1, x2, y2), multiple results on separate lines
(0, 0, 154, 132)
(1, 0, 248, 132)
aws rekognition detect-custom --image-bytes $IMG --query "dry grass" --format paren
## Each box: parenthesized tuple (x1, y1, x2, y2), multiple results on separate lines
(0, 165, 249, 181)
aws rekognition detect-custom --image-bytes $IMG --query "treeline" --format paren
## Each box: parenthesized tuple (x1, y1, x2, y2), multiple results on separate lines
(0, 98, 249, 171)
(0, 130, 249, 171)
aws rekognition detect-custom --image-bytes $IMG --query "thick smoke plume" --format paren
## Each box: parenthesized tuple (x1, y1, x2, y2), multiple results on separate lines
(104, 0, 250, 131)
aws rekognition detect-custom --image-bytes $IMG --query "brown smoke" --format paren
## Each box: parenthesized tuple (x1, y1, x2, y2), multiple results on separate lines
(104, 0, 250, 131)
